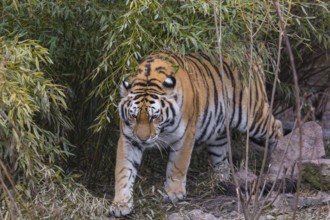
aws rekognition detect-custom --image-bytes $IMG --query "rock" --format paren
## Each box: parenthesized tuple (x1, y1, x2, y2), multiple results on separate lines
(272, 194, 294, 212)
(271, 192, 330, 214)
(266, 214, 276, 220)
(302, 159, 330, 191)
(277, 108, 295, 132)
(320, 89, 330, 140)
(195, 195, 238, 217)
(167, 213, 185, 220)
(235, 168, 258, 184)
(276, 215, 287, 220)
(187, 209, 218, 220)
(269, 121, 325, 180)
(234, 168, 257, 193)
(167, 209, 219, 220)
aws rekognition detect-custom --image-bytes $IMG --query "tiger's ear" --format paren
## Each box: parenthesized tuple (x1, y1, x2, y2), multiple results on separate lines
(120, 80, 131, 97)
(163, 76, 176, 89)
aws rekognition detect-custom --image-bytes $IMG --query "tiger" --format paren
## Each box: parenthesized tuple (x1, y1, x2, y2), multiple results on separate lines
(109, 50, 283, 217)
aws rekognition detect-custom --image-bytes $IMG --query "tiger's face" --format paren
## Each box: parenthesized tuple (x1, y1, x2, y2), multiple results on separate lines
(120, 94, 163, 145)
(118, 56, 179, 148)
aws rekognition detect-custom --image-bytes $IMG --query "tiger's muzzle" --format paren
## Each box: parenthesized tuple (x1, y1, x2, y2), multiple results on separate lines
(132, 108, 157, 144)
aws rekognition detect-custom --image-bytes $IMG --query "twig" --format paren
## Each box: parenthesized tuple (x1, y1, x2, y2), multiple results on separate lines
(255, 13, 287, 212)
(0, 162, 19, 219)
(212, 0, 248, 218)
(272, 1, 303, 219)
(261, 120, 297, 210)
(245, 0, 255, 203)
(249, 2, 282, 219)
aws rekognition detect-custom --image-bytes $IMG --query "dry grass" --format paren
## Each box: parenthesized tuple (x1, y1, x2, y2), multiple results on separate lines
(2, 137, 328, 219)
(98, 137, 329, 220)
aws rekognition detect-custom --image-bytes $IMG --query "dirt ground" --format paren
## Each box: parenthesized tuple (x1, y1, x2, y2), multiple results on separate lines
(102, 144, 330, 220)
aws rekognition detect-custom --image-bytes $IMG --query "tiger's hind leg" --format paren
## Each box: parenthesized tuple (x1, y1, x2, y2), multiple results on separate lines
(248, 117, 283, 151)
(207, 133, 230, 182)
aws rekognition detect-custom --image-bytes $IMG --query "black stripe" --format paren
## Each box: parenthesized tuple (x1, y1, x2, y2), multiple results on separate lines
(258, 116, 270, 138)
(169, 121, 189, 146)
(215, 104, 224, 125)
(196, 112, 212, 144)
(132, 82, 163, 91)
(127, 158, 140, 170)
(145, 63, 151, 77)
(155, 66, 166, 71)
(235, 89, 243, 129)
(155, 66, 169, 76)
(202, 60, 219, 118)
(164, 115, 181, 132)
(208, 151, 223, 157)
(120, 104, 126, 119)
(148, 94, 159, 99)
(249, 80, 253, 117)
(253, 76, 259, 115)
(168, 102, 176, 118)
(132, 82, 147, 87)
(212, 59, 224, 83)
(218, 141, 228, 147)
(170, 54, 185, 67)
(148, 82, 164, 90)
(249, 120, 257, 135)
(223, 61, 235, 83)
(140, 56, 154, 64)
(230, 89, 236, 127)
(123, 133, 142, 151)
(215, 134, 226, 141)
(132, 94, 144, 100)
(146, 90, 165, 95)
(185, 56, 210, 131)
(252, 120, 263, 137)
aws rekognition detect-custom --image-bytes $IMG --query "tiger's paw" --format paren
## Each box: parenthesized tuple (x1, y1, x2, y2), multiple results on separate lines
(109, 201, 133, 217)
(163, 190, 186, 203)
(163, 181, 186, 203)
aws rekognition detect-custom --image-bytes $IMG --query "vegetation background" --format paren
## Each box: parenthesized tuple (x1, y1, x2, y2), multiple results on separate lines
(1, 0, 329, 219)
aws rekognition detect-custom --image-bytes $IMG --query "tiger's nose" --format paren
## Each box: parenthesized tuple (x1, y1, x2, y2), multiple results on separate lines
(135, 132, 157, 144)
(136, 135, 149, 143)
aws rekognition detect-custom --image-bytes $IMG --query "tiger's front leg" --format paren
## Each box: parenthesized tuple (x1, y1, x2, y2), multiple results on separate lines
(164, 130, 195, 203)
(109, 135, 143, 217)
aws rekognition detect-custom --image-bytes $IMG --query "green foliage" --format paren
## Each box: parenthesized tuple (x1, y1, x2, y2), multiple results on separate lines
(90, 0, 330, 130)
(0, 34, 111, 220)
(0, 36, 71, 180)
(0, 36, 71, 217)
(2, 0, 329, 133)
(0, 0, 329, 218)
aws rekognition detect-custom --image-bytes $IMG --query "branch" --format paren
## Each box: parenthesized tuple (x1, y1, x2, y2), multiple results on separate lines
(212, 0, 248, 218)
(272, 1, 303, 219)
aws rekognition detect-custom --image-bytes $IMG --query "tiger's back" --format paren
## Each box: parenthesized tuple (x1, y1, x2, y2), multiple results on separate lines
(110, 50, 283, 217)
(182, 52, 282, 145)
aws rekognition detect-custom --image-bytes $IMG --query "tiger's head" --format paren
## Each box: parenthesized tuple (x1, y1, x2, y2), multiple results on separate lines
(118, 54, 180, 148)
